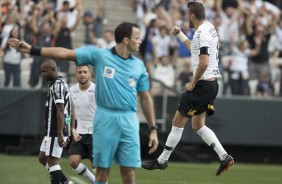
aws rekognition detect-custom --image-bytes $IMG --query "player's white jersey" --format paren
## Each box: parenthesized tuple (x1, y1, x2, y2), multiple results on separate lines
(70, 82, 96, 134)
(191, 21, 222, 80)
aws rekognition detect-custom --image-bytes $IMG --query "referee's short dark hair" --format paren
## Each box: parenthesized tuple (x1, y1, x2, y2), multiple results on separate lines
(187, 1, 205, 20)
(115, 22, 139, 43)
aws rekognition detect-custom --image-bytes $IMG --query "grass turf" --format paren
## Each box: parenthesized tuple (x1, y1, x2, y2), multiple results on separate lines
(0, 154, 282, 184)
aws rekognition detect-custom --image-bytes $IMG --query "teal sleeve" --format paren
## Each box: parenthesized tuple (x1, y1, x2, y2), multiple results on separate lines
(75, 46, 99, 66)
(137, 63, 149, 92)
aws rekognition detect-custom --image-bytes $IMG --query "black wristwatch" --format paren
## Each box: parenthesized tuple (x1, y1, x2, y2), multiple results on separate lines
(150, 125, 158, 131)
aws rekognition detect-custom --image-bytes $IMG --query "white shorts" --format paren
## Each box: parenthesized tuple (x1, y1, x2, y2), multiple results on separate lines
(39, 136, 68, 158)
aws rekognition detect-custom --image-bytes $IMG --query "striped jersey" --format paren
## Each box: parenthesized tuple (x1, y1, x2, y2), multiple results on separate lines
(44, 76, 71, 137)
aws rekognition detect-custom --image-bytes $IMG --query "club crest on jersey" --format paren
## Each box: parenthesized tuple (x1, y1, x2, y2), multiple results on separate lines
(128, 76, 137, 87)
(103, 66, 115, 79)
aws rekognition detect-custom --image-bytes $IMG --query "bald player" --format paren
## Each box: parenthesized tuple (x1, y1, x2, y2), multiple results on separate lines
(38, 60, 73, 184)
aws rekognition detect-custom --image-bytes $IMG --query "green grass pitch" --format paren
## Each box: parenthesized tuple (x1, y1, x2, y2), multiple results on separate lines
(0, 154, 282, 184)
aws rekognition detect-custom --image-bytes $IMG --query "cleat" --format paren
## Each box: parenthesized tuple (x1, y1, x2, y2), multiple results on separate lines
(67, 181, 74, 184)
(142, 160, 168, 170)
(216, 155, 234, 176)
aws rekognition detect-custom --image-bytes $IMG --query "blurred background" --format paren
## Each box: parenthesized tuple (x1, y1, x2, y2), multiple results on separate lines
(1, 0, 282, 168)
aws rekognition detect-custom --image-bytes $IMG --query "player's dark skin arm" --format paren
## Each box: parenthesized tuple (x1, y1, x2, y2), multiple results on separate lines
(56, 103, 66, 147)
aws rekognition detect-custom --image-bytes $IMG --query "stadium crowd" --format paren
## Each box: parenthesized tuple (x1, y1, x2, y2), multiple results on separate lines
(1, 0, 282, 97)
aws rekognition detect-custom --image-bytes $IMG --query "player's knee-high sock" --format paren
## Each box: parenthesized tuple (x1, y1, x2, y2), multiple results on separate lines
(74, 163, 95, 182)
(45, 163, 68, 183)
(158, 126, 184, 164)
(49, 165, 62, 184)
(197, 125, 227, 160)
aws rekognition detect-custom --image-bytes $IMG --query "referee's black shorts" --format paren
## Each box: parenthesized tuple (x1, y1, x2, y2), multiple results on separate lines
(69, 134, 93, 161)
(178, 80, 218, 118)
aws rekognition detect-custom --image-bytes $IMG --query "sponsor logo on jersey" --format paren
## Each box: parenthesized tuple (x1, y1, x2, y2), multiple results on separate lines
(103, 66, 115, 79)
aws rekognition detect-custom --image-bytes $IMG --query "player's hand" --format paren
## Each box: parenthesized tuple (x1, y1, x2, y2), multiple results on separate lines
(186, 82, 195, 91)
(171, 26, 181, 36)
(148, 130, 158, 154)
(8, 38, 31, 53)
(71, 129, 82, 141)
(58, 133, 66, 148)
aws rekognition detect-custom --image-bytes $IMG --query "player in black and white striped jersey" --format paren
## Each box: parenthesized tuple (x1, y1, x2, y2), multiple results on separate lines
(38, 59, 73, 184)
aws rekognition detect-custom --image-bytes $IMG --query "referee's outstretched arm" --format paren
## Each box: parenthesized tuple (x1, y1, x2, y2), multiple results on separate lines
(8, 38, 77, 61)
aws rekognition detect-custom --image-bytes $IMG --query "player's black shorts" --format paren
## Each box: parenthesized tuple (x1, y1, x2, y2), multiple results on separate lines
(178, 80, 218, 118)
(69, 134, 93, 161)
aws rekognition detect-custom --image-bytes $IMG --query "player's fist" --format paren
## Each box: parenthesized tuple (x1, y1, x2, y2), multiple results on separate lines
(172, 26, 181, 36)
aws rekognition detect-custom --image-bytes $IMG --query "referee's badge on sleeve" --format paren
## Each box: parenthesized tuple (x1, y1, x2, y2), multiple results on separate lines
(128, 76, 137, 87)
(103, 66, 115, 79)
